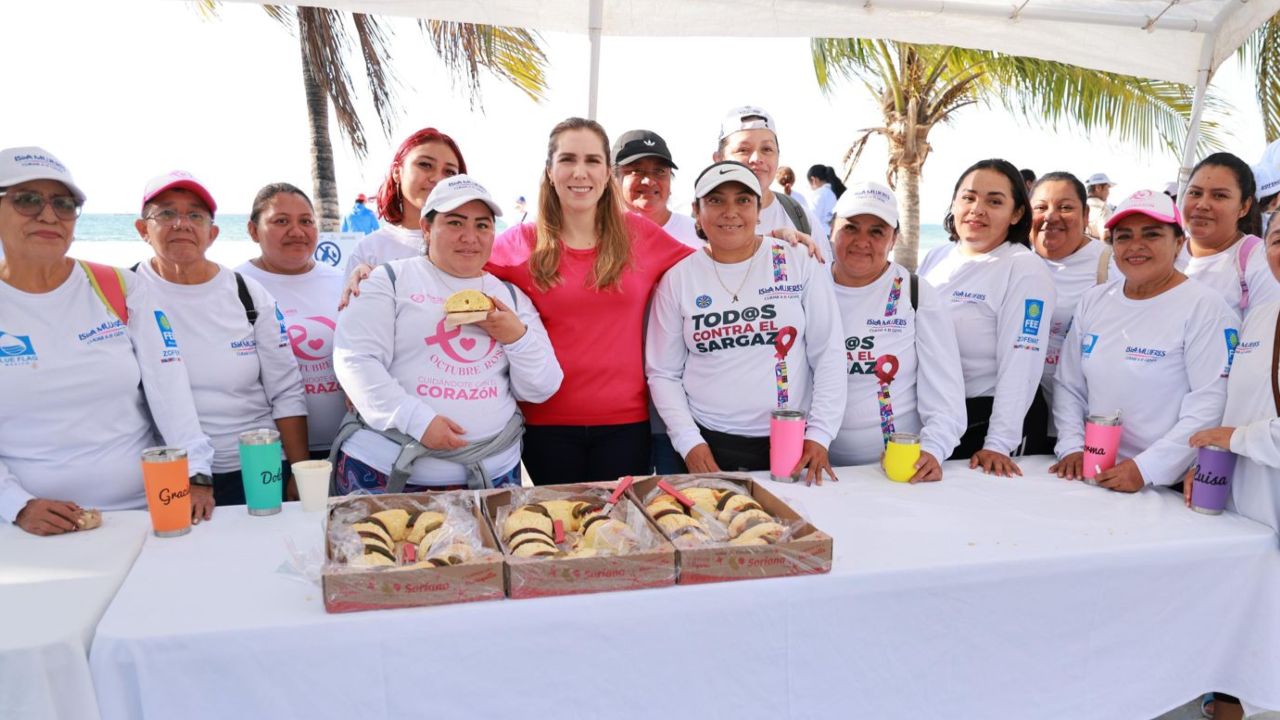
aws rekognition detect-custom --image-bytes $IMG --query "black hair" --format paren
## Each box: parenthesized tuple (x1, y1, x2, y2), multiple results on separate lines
(1020, 168, 1036, 184)
(943, 158, 1032, 248)
(249, 182, 311, 224)
(1031, 171, 1088, 207)
(806, 164, 847, 198)
(1189, 152, 1262, 237)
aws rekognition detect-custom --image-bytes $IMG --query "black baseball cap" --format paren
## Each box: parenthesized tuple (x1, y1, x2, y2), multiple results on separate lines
(612, 130, 678, 169)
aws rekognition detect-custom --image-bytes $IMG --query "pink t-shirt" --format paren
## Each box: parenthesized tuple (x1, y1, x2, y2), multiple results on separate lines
(487, 212, 694, 426)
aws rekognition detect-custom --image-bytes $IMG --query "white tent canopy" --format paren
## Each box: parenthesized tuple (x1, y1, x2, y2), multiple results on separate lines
(220, 0, 1280, 177)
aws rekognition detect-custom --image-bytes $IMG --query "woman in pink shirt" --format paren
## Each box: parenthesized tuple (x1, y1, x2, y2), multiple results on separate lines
(487, 118, 694, 484)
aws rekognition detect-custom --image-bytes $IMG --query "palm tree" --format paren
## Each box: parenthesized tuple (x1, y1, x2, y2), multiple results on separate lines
(811, 40, 1225, 270)
(198, 3, 548, 230)
(1239, 15, 1280, 143)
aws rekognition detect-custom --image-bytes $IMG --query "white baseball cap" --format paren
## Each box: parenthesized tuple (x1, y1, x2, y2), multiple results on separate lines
(0, 146, 86, 204)
(1252, 162, 1280, 199)
(422, 175, 503, 217)
(719, 106, 777, 141)
(834, 181, 899, 227)
(1084, 173, 1117, 187)
(694, 161, 762, 198)
(1105, 189, 1182, 230)
(142, 170, 218, 215)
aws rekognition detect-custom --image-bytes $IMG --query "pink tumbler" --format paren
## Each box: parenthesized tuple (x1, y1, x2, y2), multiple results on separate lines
(770, 410, 806, 482)
(1082, 412, 1122, 482)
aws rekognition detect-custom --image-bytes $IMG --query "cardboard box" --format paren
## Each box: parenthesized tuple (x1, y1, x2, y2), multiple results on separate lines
(322, 491, 505, 613)
(630, 474, 833, 585)
(482, 484, 677, 599)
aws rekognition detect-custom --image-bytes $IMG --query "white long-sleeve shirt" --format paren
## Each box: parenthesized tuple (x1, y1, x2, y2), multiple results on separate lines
(1177, 235, 1280, 318)
(1052, 279, 1234, 486)
(0, 266, 213, 522)
(828, 264, 967, 465)
(345, 224, 423, 275)
(1223, 301, 1280, 531)
(919, 242, 1057, 454)
(807, 183, 838, 227)
(332, 258, 562, 486)
(235, 261, 346, 452)
(646, 238, 847, 457)
(136, 262, 308, 473)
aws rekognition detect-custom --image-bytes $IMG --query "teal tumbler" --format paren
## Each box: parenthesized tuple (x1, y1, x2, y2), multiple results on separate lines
(238, 428, 283, 516)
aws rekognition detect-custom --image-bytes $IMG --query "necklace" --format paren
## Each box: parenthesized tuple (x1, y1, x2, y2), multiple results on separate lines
(427, 258, 481, 295)
(708, 238, 762, 302)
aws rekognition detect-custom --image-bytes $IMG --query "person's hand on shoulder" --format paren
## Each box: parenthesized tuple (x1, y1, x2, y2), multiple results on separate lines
(338, 263, 374, 310)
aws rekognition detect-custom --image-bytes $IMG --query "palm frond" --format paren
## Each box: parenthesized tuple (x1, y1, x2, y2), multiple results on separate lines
(983, 55, 1226, 156)
(420, 21, 549, 106)
(1238, 17, 1280, 142)
(351, 13, 399, 140)
(297, 7, 372, 157)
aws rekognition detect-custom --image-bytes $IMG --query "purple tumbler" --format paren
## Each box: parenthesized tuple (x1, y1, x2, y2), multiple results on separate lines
(1190, 445, 1237, 515)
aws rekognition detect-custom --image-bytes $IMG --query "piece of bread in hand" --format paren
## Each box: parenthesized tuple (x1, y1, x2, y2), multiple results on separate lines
(444, 289, 493, 328)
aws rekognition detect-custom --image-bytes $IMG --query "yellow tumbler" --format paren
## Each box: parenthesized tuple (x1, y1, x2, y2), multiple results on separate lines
(883, 432, 922, 482)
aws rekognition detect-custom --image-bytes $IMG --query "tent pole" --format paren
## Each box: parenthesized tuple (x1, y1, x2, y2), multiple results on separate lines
(1178, 35, 1217, 194)
(587, 0, 603, 120)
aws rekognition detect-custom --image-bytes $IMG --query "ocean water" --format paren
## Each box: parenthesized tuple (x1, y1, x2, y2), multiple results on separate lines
(63, 214, 952, 269)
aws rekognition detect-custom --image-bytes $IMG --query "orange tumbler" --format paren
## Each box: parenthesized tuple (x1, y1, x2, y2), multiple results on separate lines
(141, 447, 192, 537)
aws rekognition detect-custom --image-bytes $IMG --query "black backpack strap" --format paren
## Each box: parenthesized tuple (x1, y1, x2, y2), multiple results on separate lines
(501, 280, 517, 307)
(909, 273, 919, 312)
(773, 192, 811, 235)
(130, 262, 141, 272)
(381, 262, 397, 292)
(233, 272, 258, 326)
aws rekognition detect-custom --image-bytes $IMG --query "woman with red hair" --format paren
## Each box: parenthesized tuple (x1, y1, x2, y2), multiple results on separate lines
(344, 128, 465, 277)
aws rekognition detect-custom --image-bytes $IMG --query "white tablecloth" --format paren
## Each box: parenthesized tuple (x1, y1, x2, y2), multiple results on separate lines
(1, 511, 151, 720)
(88, 458, 1280, 719)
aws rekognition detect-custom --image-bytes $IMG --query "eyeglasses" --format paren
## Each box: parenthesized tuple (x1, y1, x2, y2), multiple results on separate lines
(0, 190, 82, 220)
(622, 167, 671, 181)
(144, 209, 213, 227)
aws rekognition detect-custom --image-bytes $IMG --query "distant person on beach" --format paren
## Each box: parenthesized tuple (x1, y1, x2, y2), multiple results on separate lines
(343, 127, 466, 282)
(1084, 172, 1116, 240)
(612, 129, 699, 247)
(715, 106, 831, 257)
(133, 171, 309, 508)
(806, 164, 839, 227)
(340, 193, 379, 235)
(1179, 152, 1279, 319)
(1020, 168, 1036, 194)
(236, 183, 345, 457)
(918, 158, 1056, 477)
(0, 147, 213, 534)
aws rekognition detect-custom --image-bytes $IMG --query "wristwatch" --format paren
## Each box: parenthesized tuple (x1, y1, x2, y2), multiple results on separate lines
(190, 473, 213, 487)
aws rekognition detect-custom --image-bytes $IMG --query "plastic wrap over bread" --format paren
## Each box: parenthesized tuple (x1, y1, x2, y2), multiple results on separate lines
(632, 473, 833, 584)
(326, 491, 499, 573)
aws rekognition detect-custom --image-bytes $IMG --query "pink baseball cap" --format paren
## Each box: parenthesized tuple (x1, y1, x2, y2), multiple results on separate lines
(141, 170, 217, 215)
(1104, 189, 1181, 230)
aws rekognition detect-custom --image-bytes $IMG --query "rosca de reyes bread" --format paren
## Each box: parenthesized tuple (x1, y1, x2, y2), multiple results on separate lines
(646, 484, 787, 547)
(347, 506, 483, 569)
(444, 289, 493, 327)
(499, 496, 639, 559)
